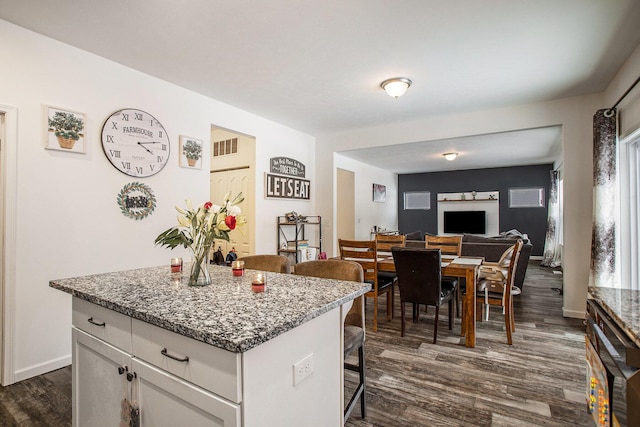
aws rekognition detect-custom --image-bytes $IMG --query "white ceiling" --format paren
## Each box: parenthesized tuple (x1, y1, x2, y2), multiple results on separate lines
(2, 1, 639, 172)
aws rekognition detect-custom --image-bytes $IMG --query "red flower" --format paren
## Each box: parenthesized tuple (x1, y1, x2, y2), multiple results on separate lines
(225, 215, 237, 230)
(204, 201, 212, 210)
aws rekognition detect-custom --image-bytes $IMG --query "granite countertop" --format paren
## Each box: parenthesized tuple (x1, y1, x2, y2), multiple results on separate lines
(50, 264, 370, 353)
(588, 286, 640, 347)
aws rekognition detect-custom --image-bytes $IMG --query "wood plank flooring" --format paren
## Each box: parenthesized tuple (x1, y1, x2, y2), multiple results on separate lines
(345, 261, 592, 426)
(0, 261, 590, 426)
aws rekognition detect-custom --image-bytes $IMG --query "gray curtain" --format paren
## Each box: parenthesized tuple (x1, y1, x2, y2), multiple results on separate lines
(589, 109, 617, 288)
(541, 170, 561, 267)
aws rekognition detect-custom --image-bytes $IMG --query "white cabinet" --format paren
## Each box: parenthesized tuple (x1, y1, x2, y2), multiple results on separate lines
(72, 298, 240, 427)
(72, 328, 130, 427)
(134, 358, 240, 427)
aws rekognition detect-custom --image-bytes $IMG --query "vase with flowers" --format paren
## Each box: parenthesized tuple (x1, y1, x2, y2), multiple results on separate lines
(155, 192, 246, 286)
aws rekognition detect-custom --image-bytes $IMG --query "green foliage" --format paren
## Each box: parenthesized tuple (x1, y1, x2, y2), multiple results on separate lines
(48, 111, 84, 141)
(182, 139, 202, 160)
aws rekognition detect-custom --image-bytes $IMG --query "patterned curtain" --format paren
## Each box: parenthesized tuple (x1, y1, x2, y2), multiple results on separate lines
(589, 109, 617, 288)
(541, 170, 561, 267)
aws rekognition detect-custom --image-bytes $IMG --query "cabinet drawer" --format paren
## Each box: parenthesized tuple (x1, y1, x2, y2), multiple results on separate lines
(72, 297, 132, 352)
(132, 319, 242, 403)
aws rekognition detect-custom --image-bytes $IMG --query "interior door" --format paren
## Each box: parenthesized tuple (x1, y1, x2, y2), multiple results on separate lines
(336, 168, 355, 241)
(210, 168, 252, 258)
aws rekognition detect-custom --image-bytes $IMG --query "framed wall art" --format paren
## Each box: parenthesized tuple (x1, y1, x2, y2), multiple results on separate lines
(179, 135, 203, 169)
(44, 105, 86, 153)
(373, 183, 386, 202)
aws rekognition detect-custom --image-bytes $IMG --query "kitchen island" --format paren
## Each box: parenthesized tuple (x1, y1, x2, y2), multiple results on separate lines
(50, 263, 370, 427)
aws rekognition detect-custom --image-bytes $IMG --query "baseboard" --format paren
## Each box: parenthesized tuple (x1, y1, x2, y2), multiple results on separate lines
(563, 308, 585, 319)
(529, 255, 543, 261)
(13, 354, 71, 383)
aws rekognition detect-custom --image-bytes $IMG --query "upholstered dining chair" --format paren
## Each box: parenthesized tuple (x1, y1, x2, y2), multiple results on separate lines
(293, 259, 366, 422)
(375, 233, 406, 308)
(238, 254, 290, 273)
(476, 239, 523, 345)
(425, 234, 462, 316)
(391, 247, 457, 343)
(338, 239, 394, 332)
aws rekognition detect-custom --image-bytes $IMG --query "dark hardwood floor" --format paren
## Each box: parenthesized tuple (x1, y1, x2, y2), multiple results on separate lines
(0, 261, 590, 426)
(346, 261, 591, 426)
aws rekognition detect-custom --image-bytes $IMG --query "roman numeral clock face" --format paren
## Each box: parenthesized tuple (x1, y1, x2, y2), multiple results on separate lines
(101, 109, 170, 177)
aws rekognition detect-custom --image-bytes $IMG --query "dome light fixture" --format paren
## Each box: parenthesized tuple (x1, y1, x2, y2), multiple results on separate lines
(380, 77, 412, 99)
(443, 152, 458, 161)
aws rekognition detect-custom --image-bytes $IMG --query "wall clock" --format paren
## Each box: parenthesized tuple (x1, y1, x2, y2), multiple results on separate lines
(101, 108, 170, 177)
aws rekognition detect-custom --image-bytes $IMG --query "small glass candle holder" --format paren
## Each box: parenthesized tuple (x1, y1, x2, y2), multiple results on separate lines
(251, 272, 266, 293)
(231, 260, 245, 277)
(170, 258, 183, 273)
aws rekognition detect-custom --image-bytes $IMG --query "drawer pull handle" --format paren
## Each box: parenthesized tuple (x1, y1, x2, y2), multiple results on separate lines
(161, 348, 189, 363)
(87, 317, 106, 327)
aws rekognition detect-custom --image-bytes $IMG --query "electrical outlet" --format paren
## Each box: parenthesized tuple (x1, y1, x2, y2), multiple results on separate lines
(293, 353, 314, 386)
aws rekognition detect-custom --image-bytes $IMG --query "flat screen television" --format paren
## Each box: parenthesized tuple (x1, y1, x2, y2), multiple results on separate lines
(443, 210, 486, 234)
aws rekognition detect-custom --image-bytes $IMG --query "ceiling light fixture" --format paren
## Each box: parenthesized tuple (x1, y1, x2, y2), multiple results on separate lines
(380, 77, 412, 99)
(443, 152, 458, 161)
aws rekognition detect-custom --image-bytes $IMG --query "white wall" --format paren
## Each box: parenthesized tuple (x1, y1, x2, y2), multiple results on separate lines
(334, 154, 398, 242)
(0, 20, 315, 383)
(317, 94, 602, 319)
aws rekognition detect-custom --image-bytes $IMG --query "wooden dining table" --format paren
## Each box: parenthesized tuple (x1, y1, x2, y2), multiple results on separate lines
(377, 255, 482, 348)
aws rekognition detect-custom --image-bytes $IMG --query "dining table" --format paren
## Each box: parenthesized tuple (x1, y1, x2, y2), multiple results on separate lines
(377, 255, 483, 348)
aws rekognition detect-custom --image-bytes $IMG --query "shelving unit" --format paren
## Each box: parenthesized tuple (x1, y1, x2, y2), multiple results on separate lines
(277, 215, 322, 264)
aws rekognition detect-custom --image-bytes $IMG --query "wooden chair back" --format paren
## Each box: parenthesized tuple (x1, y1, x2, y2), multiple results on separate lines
(375, 234, 406, 256)
(338, 239, 379, 283)
(425, 235, 462, 256)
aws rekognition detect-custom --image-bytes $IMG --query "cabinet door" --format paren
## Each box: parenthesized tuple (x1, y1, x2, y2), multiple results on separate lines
(133, 358, 241, 427)
(72, 327, 131, 427)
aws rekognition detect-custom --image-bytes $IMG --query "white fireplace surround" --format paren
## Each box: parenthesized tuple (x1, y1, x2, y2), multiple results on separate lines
(437, 191, 499, 236)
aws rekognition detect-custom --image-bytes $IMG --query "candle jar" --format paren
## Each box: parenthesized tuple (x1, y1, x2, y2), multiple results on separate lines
(251, 272, 266, 293)
(231, 260, 245, 277)
(170, 258, 183, 273)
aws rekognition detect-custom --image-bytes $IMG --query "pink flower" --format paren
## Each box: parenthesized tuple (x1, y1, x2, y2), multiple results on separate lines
(204, 201, 212, 210)
(225, 215, 237, 230)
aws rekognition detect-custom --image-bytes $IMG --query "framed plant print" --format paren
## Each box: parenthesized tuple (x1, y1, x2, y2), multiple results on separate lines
(373, 183, 386, 202)
(44, 105, 86, 153)
(179, 135, 203, 169)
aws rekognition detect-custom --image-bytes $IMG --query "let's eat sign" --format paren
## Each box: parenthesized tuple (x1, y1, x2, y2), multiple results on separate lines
(265, 173, 310, 200)
(265, 157, 310, 200)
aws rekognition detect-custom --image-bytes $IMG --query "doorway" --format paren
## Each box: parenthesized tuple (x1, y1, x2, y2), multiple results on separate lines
(210, 126, 256, 259)
(336, 168, 355, 241)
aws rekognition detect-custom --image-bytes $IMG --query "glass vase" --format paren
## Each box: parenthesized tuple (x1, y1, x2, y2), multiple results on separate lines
(188, 249, 211, 286)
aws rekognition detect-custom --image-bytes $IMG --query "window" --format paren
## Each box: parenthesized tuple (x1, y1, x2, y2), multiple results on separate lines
(618, 128, 640, 290)
(404, 191, 430, 210)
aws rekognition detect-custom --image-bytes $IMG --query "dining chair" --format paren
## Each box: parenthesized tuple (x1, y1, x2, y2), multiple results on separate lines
(425, 234, 462, 316)
(293, 259, 366, 422)
(375, 233, 405, 308)
(391, 247, 457, 343)
(238, 254, 291, 273)
(476, 239, 523, 345)
(338, 239, 394, 332)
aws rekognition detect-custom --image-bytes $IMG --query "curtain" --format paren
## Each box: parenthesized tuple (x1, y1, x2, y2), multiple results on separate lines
(589, 109, 618, 288)
(541, 170, 561, 267)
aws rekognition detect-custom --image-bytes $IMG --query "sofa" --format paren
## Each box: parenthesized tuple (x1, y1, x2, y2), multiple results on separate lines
(404, 231, 532, 291)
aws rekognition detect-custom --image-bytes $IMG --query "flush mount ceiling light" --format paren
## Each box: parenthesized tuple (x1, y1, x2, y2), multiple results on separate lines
(443, 152, 458, 161)
(380, 77, 412, 99)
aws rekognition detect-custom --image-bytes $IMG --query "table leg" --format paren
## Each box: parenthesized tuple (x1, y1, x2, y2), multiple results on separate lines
(464, 268, 477, 348)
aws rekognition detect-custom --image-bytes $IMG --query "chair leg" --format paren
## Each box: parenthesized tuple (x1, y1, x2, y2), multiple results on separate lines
(455, 286, 460, 318)
(359, 345, 366, 418)
(386, 287, 392, 321)
(372, 294, 378, 332)
(448, 299, 454, 330)
(344, 345, 366, 422)
(510, 298, 516, 332)
(400, 301, 406, 337)
(412, 303, 419, 322)
(433, 306, 440, 344)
